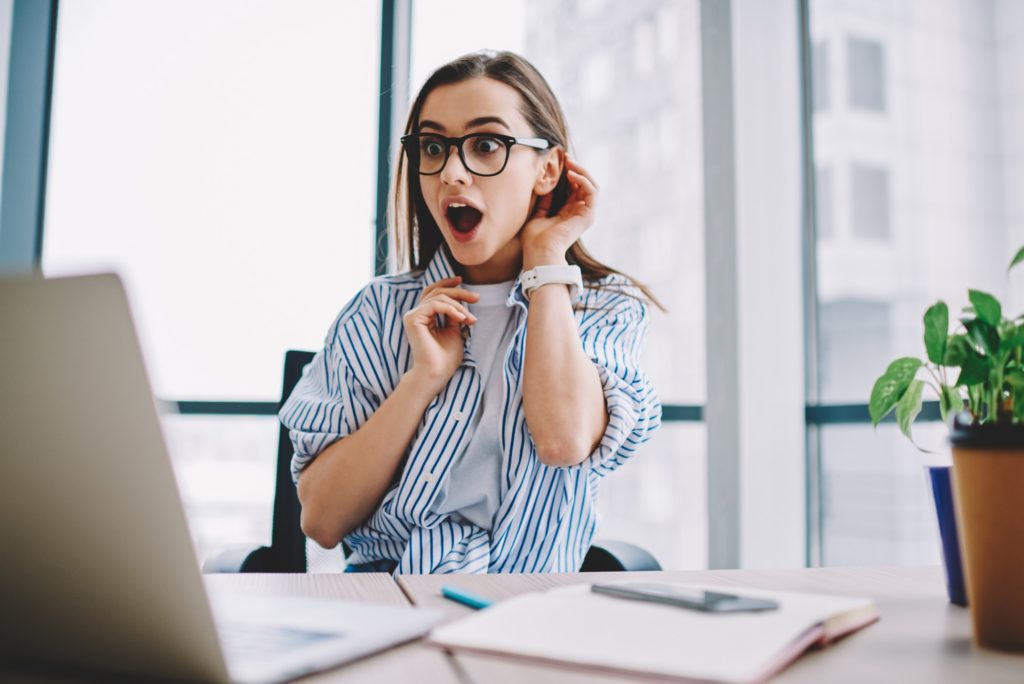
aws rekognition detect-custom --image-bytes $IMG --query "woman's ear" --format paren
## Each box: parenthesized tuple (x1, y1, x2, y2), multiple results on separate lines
(534, 147, 565, 195)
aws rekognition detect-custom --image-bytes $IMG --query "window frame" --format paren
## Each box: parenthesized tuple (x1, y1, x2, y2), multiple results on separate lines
(0, 0, 946, 572)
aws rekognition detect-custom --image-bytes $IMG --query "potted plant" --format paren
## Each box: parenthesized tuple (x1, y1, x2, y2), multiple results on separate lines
(869, 246, 1024, 651)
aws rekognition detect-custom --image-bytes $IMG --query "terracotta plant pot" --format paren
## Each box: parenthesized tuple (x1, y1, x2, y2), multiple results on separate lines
(950, 420, 1024, 651)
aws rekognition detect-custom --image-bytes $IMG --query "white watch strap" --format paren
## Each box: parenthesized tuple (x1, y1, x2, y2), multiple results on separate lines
(521, 264, 583, 300)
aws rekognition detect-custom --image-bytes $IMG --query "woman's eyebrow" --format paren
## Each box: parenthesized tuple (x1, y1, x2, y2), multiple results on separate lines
(417, 116, 511, 133)
(465, 116, 510, 130)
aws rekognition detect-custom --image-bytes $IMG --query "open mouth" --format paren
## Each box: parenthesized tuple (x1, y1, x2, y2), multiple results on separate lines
(445, 203, 483, 238)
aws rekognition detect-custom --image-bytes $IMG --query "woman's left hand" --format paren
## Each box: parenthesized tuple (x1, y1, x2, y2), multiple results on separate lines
(520, 156, 598, 268)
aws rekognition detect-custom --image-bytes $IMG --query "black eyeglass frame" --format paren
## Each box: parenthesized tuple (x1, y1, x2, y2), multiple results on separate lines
(400, 132, 551, 177)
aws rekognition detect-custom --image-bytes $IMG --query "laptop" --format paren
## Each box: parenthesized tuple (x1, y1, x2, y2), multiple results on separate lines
(0, 273, 441, 683)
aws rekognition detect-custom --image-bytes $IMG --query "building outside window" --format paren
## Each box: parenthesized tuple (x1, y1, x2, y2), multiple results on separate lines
(811, 0, 1022, 566)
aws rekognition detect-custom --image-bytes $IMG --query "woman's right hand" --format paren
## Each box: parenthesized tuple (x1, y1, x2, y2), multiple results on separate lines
(402, 276, 479, 394)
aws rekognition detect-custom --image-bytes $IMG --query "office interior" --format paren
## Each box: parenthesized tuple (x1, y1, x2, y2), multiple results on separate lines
(1, 0, 1023, 576)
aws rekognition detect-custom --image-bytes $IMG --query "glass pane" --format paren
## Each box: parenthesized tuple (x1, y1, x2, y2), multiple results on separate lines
(527, 0, 706, 406)
(410, 0, 708, 569)
(597, 423, 707, 569)
(163, 414, 278, 564)
(810, 0, 1024, 565)
(811, 0, 1022, 406)
(410, 0, 706, 406)
(43, 0, 380, 400)
(0, 0, 12, 193)
(820, 423, 945, 566)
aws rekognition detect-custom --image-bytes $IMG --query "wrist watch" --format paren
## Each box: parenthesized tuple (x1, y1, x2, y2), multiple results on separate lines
(520, 264, 583, 300)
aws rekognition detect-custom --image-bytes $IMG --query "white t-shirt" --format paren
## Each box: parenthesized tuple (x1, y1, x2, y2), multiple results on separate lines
(430, 279, 517, 531)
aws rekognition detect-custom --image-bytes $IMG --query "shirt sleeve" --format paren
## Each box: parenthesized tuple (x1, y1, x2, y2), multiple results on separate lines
(571, 283, 662, 476)
(279, 295, 384, 484)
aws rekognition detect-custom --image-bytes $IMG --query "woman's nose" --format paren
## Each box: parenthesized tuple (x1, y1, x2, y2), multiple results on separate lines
(440, 146, 471, 185)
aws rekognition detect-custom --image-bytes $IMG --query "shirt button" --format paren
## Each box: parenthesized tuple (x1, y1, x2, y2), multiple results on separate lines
(423, 472, 435, 483)
(453, 410, 465, 421)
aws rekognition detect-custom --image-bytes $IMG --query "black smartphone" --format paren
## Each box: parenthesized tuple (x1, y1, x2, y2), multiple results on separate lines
(591, 582, 779, 613)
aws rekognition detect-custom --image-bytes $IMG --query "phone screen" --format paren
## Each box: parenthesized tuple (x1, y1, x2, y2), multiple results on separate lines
(591, 582, 779, 613)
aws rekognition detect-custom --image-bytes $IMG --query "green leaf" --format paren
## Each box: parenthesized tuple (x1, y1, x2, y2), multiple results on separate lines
(956, 352, 989, 387)
(969, 289, 1002, 328)
(896, 379, 924, 441)
(1014, 386, 1024, 422)
(869, 357, 922, 426)
(943, 334, 970, 366)
(923, 302, 948, 365)
(939, 384, 963, 424)
(1007, 368, 1024, 389)
(964, 318, 1000, 357)
(1010, 245, 1024, 272)
(1000, 324, 1024, 355)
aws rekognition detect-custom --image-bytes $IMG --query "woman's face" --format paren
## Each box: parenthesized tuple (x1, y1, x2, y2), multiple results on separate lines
(416, 77, 559, 283)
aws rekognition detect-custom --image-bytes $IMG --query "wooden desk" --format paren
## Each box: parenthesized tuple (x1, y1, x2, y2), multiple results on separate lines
(8, 568, 1023, 683)
(203, 574, 461, 684)
(2, 574, 461, 684)
(397, 566, 1024, 683)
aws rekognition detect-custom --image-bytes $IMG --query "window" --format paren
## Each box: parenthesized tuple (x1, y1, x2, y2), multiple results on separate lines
(633, 17, 656, 76)
(656, 3, 679, 62)
(812, 41, 829, 112)
(0, 0, 11, 191)
(850, 163, 890, 239)
(581, 52, 613, 104)
(164, 415, 278, 558)
(847, 36, 886, 112)
(818, 300, 890, 403)
(416, 0, 708, 569)
(815, 165, 833, 239)
(43, 0, 381, 562)
(810, 1, 1021, 567)
(821, 423, 944, 566)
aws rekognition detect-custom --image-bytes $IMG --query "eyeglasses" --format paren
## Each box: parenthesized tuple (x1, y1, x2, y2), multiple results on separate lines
(400, 132, 550, 177)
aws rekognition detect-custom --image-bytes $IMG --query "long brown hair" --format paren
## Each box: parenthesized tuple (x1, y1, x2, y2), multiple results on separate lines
(389, 50, 664, 311)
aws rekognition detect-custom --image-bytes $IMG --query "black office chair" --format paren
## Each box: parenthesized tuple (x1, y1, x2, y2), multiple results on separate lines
(204, 350, 661, 573)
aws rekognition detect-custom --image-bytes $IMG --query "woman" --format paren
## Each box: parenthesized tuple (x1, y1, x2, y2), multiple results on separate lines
(280, 51, 662, 574)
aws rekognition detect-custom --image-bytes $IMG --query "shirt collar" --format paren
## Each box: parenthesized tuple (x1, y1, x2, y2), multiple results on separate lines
(423, 245, 458, 286)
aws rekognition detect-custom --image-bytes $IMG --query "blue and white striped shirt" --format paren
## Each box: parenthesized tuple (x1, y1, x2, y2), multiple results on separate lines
(280, 247, 661, 574)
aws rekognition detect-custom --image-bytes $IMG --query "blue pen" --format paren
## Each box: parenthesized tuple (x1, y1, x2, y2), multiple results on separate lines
(441, 585, 494, 610)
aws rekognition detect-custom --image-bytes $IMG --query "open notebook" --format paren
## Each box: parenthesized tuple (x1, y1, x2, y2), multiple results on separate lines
(429, 582, 878, 683)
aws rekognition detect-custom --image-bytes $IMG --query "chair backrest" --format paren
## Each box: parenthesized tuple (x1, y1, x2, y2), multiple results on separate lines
(267, 349, 316, 572)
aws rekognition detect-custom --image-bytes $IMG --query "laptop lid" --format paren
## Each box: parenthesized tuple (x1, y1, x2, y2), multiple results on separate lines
(0, 273, 231, 683)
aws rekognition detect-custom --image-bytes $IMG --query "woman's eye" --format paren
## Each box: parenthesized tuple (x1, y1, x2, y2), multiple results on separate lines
(473, 137, 502, 155)
(422, 141, 445, 157)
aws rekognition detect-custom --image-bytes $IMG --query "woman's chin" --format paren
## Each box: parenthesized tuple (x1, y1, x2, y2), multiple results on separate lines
(445, 237, 490, 264)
